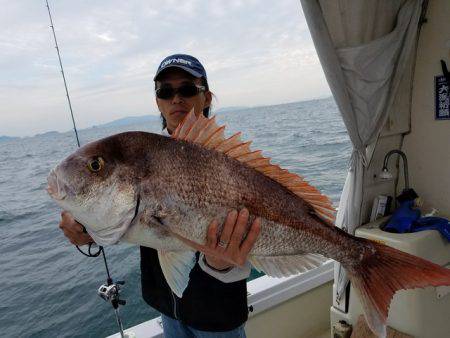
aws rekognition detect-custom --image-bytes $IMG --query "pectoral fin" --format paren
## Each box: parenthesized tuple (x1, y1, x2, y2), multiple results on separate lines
(158, 250, 197, 297)
(249, 253, 326, 278)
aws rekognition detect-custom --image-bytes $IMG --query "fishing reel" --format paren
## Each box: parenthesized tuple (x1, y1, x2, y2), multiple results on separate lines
(97, 278, 128, 337)
(98, 278, 126, 309)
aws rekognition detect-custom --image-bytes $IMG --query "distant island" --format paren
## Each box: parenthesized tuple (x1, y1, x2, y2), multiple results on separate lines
(0, 106, 270, 141)
(89, 107, 248, 129)
(0, 135, 19, 143)
(3, 100, 338, 140)
(35, 131, 60, 137)
(91, 115, 160, 129)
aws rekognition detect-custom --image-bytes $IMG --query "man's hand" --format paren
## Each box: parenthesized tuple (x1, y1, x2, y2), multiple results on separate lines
(59, 211, 93, 246)
(204, 208, 261, 271)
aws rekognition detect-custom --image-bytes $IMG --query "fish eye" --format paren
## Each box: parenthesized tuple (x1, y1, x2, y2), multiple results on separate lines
(87, 157, 104, 172)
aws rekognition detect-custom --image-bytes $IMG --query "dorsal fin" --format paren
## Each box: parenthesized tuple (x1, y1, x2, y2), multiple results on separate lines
(172, 110, 336, 224)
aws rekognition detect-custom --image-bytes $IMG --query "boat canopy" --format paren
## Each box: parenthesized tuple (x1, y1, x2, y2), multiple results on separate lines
(300, 0, 425, 308)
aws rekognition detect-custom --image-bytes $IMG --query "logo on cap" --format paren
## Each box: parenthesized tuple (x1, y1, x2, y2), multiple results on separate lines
(154, 54, 207, 81)
(161, 58, 193, 68)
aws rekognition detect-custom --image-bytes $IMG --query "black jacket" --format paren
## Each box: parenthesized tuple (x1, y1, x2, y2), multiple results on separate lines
(140, 246, 249, 332)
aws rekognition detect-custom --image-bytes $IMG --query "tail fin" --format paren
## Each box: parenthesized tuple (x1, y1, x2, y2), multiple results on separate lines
(348, 242, 450, 337)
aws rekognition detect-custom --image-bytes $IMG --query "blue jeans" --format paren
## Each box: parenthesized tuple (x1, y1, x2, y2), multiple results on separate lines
(161, 314, 246, 338)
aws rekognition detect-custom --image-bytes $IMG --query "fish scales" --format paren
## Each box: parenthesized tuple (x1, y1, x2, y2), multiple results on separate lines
(129, 133, 352, 260)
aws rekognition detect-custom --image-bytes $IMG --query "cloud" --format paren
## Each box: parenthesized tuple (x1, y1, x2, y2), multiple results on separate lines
(96, 33, 116, 43)
(0, 0, 330, 136)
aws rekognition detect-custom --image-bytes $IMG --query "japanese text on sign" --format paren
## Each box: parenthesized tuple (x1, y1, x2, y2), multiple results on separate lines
(435, 75, 450, 119)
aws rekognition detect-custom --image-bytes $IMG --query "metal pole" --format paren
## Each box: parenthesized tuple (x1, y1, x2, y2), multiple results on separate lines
(45, 0, 80, 147)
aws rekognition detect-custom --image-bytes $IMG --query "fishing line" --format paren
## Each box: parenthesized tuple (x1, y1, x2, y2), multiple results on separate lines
(45, 1, 126, 336)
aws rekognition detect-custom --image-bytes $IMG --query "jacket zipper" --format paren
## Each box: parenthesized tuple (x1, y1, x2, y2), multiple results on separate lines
(171, 291, 179, 319)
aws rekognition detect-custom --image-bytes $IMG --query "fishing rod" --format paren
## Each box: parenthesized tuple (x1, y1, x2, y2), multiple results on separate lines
(45, 0, 80, 148)
(45, 1, 126, 337)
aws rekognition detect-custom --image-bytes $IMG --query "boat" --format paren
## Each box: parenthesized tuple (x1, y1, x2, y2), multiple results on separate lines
(106, 0, 450, 337)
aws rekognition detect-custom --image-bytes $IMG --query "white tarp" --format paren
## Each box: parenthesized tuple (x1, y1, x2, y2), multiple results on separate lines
(300, 0, 423, 310)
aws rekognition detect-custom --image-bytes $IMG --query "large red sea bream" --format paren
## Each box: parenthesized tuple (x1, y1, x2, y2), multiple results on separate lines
(47, 110, 450, 337)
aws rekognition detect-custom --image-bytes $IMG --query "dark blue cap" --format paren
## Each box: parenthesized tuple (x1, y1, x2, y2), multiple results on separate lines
(154, 54, 207, 81)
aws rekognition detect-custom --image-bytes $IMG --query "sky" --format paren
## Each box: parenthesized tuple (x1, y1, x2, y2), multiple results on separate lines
(0, 0, 330, 137)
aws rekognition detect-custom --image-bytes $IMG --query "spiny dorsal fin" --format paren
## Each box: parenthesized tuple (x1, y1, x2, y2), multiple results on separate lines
(172, 110, 336, 224)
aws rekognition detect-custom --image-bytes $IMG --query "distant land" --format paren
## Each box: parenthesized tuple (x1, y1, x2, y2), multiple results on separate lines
(91, 115, 160, 129)
(0, 99, 333, 140)
(0, 115, 160, 142)
(0, 108, 247, 141)
(0, 135, 20, 143)
(35, 131, 60, 137)
(89, 107, 248, 129)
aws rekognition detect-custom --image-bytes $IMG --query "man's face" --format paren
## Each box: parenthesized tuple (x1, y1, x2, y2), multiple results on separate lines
(155, 68, 212, 133)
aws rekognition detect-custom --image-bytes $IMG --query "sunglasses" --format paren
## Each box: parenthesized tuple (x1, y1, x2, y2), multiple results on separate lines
(155, 83, 206, 100)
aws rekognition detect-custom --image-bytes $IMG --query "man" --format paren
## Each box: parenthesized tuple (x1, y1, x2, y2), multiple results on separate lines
(59, 54, 260, 338)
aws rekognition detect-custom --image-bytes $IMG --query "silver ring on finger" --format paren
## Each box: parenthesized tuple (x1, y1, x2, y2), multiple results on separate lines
(218, 240, 228, 249)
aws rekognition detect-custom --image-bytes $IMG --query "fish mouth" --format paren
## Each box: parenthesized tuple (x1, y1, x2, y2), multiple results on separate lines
(46, 168, 68, 201)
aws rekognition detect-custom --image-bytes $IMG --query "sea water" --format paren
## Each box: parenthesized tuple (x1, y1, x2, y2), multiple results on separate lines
(0, 98, 351, 337)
